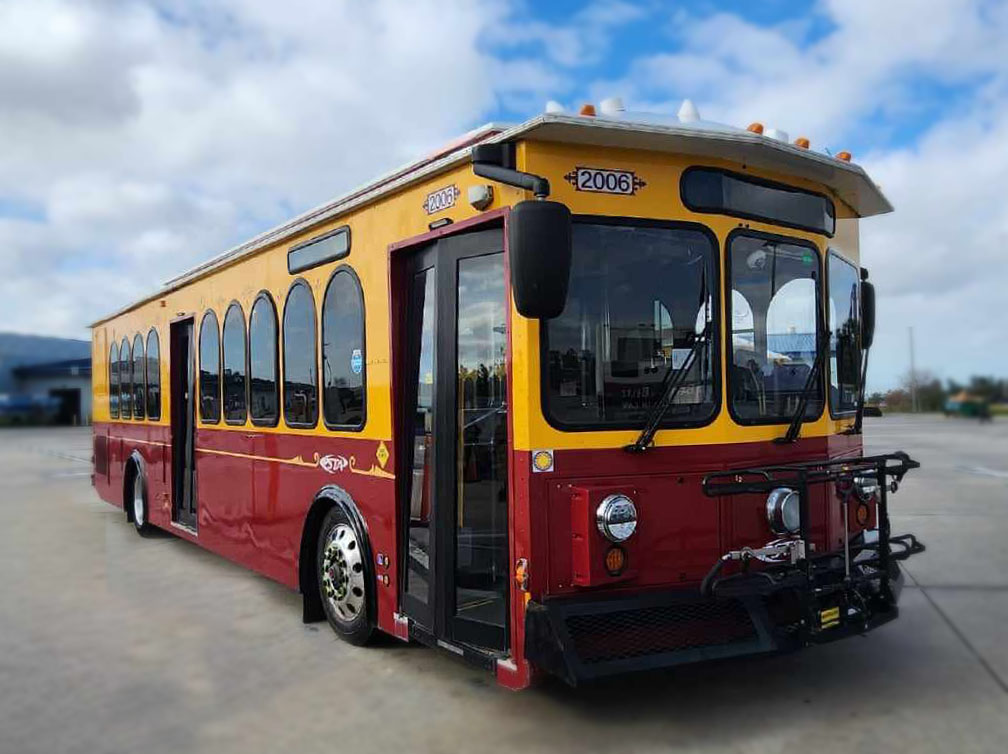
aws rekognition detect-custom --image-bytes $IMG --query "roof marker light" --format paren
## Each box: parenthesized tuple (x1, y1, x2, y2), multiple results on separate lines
(764, 128, 789, 142)
(599, 97, 625, 116)
(677, 99, 700, 122)
(545, 100, 565, 114)
(794, 137, 810, 149)
(747, 122, 764, 134)
(579, 103, 597, 116)
(837, 151, 852, 162)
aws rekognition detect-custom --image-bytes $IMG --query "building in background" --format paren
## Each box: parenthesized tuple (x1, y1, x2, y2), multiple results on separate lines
(0, 333, 92, 425)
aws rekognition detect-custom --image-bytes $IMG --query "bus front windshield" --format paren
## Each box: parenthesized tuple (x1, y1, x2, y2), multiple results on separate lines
(728, 234, 823, 423)
(543, 222, 718, 429)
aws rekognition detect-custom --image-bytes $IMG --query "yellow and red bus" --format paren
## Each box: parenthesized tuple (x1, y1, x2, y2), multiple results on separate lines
(91, 100, 922, 687)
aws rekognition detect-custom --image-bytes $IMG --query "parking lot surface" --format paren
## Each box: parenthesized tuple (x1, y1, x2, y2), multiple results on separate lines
(1, 416, 1007, 753)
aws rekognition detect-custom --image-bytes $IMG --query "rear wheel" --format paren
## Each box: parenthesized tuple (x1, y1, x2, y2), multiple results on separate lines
(317, 507, 373, 645)
(130, 467, 155, 537)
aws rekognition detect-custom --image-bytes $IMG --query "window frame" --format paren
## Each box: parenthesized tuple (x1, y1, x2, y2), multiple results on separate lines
(681, 166, 836, 237)
(538, 215, 722, 433)
(826, 249, 861, 419)
(724, 227, 826, 427)
(109, 341, 120, 419)
(146, 328, 161, 420)
(320, 265, 368, 432)
(120, 337, 132, 419)
(132, 333, 146, 420)
(247, 290, 280, 428)
(222, 301, 248, 426)
(199, 309, 222, 425)
(282, 278, 320, 429)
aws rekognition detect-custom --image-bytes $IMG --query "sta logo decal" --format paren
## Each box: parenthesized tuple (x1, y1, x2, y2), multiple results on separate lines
(564, 166, 646, 195)
(317, 454, 349, 474)
(423, 185, 460, 214)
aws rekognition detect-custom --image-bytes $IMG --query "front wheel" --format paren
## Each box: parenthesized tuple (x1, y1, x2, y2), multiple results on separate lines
(317, 507, 373, 645)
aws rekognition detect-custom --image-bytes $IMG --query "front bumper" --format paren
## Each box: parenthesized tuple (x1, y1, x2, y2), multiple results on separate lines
(525, 535, 916, 685)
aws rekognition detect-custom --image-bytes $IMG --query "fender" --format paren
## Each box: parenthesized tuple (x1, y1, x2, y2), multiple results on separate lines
(299, 484, 376, 625)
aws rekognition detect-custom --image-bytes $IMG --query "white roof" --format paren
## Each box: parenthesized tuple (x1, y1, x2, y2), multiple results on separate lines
(93, 113, 890, 326)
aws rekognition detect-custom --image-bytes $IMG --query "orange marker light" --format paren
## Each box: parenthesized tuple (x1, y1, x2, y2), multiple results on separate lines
(794, 137, 810, 149)
(579, 103, 597, 116)
(604, 546, 626, 576)
(747, 122, 764, 134)
(837, 150, 852, 162)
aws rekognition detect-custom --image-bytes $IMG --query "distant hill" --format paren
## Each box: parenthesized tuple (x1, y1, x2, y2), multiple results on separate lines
(0, 332, 91, 393)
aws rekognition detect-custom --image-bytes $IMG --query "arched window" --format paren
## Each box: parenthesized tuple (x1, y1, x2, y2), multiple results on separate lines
(321, 268, 366, 429)
(249, 293, 279, 425)
(132, 334, 145, 420)
(109, 342, 119, 419)
(199, 310, 221, 423)
(283, 280, 318, 427)
(119, 337, 132, 419)
(222, 303, 247, 424)
(146, 329, 161, 420)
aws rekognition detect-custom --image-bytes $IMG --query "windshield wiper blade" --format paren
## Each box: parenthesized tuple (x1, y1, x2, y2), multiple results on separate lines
(625, 327, 708, 453)
(775, 331, 826, 445)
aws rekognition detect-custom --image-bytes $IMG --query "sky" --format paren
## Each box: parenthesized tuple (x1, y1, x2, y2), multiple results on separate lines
(1, 0, 1006, 392)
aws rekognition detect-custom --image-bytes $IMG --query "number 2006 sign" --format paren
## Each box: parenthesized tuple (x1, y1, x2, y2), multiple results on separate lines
(564, 166, 646, 195)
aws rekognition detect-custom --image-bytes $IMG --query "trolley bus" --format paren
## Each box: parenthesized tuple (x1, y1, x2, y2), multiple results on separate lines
(91, 99, 923, 687)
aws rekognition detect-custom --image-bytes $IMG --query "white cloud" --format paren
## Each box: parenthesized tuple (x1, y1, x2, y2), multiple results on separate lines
(0, 0, 586, 337)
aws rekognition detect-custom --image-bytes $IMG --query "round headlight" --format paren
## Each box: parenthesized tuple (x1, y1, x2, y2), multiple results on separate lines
(596, 494, 638, 542)
(766, 487, 801, 535)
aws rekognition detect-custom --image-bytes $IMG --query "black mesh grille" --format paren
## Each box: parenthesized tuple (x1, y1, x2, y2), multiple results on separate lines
(565, 598, 756, 664)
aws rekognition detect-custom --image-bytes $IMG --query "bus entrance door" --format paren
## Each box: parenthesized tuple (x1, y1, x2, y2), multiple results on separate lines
(399, 228, 509, 653)
(170, 318, 198, 530)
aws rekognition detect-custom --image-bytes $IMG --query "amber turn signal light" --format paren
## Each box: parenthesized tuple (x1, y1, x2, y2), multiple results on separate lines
(604, 546, 626, 576)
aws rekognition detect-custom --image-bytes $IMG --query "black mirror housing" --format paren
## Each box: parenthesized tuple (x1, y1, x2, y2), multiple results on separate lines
(861, 278, 876, 350)
(508, 200, 572, 319)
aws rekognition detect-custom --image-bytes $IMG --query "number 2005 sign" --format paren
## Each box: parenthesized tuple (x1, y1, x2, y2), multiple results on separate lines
(564, 166, 646, 195)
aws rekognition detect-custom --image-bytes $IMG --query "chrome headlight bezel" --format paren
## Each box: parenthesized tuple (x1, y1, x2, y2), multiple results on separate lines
(766, 487, 801, 536)
(596, 494, 638, 543)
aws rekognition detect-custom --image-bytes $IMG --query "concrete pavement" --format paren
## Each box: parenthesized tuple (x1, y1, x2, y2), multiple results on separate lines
(1, 417, 1006, 753)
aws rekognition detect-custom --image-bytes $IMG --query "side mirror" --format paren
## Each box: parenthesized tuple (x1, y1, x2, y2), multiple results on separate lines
(508, 200, 572, 319)
(861, 278, 876, 350)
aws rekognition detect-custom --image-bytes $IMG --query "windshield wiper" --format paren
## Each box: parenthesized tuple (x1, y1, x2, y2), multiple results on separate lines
(625, 326, 708, 453)
(775, 328, 826, 444)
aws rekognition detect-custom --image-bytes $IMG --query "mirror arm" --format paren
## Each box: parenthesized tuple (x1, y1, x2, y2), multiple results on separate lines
(472, 145, 550, 199)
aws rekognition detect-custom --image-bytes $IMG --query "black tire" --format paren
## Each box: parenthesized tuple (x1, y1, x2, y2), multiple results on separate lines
(129, 465, 156, 537)
(316, 506, 374, 645)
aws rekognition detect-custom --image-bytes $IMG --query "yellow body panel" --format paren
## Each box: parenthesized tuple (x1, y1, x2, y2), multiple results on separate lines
(93, 135, 862, 451)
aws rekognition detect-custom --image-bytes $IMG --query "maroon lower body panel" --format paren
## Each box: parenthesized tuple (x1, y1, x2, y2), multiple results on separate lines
(92, 422, 398, 632)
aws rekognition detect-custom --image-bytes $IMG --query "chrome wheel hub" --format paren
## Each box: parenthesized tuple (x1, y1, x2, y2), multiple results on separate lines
(133, 475, 144, 526)
(321, 524, 365, 623)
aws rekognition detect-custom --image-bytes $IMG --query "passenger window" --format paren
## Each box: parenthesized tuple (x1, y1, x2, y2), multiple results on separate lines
(249, 293, 279, 425)
(120, 337, 132, 419)
(222, 303, 247, 424)
(321, 269, 366, 428)
(146, 329, 161, 420)
(109, 342, 120, 419)
(283, 280, 319, 427)
(132, 334, 145, 419)
(199, 311, 221, 423)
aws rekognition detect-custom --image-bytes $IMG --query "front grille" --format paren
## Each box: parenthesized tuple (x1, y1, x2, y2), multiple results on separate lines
(565, 598, 757, 664)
